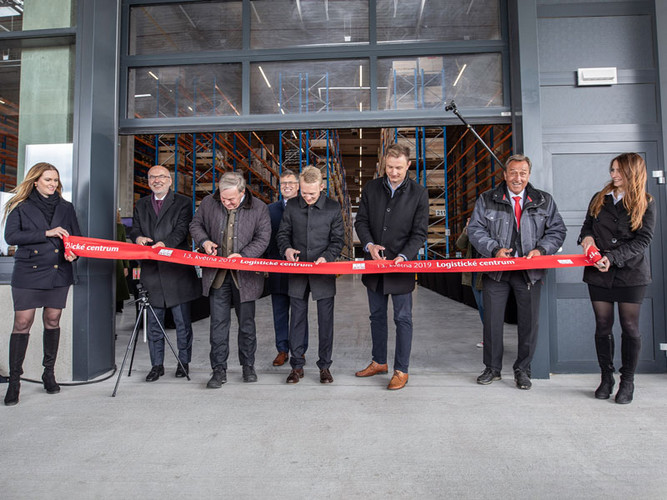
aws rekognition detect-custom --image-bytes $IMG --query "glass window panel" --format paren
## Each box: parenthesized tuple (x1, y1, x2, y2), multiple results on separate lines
(378, 54, 503, 110)
(377, 0, 500, 43)
(0, 45, 75, 193)
(250, 60, 369, 115)
(128, 64, 242, 119)
(0, 0, 76, 32)
(129, 1, 242, 55)
(250, 0, 368, 49)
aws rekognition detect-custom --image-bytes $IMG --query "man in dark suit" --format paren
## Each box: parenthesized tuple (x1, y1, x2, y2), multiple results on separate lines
(277, 166, 345, 384)
(354, 143, 429, 390)
(266, 169, 307, 366)
(129, 165, 201, 382)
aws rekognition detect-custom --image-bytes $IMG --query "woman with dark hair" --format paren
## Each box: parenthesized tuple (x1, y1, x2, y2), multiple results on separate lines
(579, 153, 656, 404)
(3, 162, 81, 406)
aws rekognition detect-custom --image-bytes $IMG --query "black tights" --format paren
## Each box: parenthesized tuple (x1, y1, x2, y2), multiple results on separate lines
(592, 301, 641, 339)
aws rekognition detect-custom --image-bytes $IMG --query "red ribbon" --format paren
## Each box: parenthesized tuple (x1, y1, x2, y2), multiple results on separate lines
(64, 235, 595, 275)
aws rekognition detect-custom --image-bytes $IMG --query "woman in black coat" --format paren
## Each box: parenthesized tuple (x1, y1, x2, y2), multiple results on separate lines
(3, 162, 81, 406)
(579, 153, 656, 404)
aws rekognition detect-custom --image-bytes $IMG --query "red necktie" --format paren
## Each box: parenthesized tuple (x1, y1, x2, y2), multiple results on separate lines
(513, 196, 522, 229)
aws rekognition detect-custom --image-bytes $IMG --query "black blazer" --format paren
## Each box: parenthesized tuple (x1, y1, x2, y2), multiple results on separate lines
(276, 194, 344, 300)
(4, 195, 81, 289)
(129, 190, 201, 308)
(579, 193, 656, 288)
(355, 176, 429, 295)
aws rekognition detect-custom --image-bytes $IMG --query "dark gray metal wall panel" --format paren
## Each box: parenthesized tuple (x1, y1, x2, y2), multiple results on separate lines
(540, 84, 658, 127)
(554, 297, 656, 372)
(72, 0, 120, 380)
(537, 15, 654, 71)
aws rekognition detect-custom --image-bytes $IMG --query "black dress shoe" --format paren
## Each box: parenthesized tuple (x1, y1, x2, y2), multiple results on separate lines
(145, 365, 164, 382)
(242, 365, 258, 383)
(319, 368, 333, 384)
(476, 367, 501, 385)
(514, 370, 532, 390)
(286, 368, 304, 384)
(175, 363, 189, 378)
(207, 368, 227, 389)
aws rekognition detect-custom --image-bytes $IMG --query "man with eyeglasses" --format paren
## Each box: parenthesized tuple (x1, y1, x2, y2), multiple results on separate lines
(265, 169, 308, 366)
(130, 165, 201, 383)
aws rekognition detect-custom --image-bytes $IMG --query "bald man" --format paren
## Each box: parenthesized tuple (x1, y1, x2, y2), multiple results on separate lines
(129, 165, 201, 382)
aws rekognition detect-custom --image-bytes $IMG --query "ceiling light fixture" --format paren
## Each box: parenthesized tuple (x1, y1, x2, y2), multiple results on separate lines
(134, 94, 152, 98)
(148, 71, 159, 80)
(258, 66, 271, 88)
(453, 63, 467, 86)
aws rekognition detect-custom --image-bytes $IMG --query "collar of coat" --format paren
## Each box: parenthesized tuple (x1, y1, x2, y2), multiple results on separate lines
(491, 181, 545, 209)
(381, 175, 409, 194)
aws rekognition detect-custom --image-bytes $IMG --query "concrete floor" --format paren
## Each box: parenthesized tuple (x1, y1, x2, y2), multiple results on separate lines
(2, 275, 666, 499)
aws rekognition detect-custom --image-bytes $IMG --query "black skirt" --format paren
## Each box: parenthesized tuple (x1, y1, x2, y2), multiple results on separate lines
(12, 286, 70, 311)
(587, 284, 646, 304)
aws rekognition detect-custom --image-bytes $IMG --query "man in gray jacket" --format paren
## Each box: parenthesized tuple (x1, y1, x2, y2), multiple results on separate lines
(468, 154, 566, 390)
(189, 172, 271, 388)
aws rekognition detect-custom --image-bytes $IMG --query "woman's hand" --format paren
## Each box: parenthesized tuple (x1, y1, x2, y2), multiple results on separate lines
(595, 255, 610, 272)
(580, 236, 596, 254)
(46, 227, 70, 239)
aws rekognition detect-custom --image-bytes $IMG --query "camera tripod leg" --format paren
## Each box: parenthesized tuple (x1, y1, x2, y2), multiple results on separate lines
(147, 304, 191, 381)
(112, 303, 145, 397)
(127, 311, 142, 376)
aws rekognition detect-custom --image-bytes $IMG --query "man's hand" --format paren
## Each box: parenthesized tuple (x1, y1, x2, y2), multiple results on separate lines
(202, 240, 218, 255)
(228, 253, 241, 259)
(136, 236, 153, 246)
(285, 248, 300, 262)
(369, 243, 386, 261)
(314, 257, 326, 264)
(495, 247, 513, 258)
(393, 255, 405, 264)
(151, 241, 166, 248)
(525, 249, 542, 259)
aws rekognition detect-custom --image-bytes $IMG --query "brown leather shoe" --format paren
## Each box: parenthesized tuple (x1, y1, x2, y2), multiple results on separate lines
(320, 368, 333, 384)
(273, 351, 289, 366)
(286, 368, 304, 384)
(387, 370, 408, 390)
(355, 361, 389, 377)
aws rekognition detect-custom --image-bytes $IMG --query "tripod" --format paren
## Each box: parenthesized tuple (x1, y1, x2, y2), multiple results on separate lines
(112, 284, 190, 396)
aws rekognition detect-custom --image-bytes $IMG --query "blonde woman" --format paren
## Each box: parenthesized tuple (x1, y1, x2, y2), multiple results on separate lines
(579, 153, 656, 404)
(3, 162, 80, 406)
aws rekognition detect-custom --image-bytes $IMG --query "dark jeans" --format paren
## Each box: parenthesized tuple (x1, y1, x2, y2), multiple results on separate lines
(209, 274, 257, 371)
(147, 301, 193, 366)
(367, 287, 413, 373)
(289, 287, 334, 371)
(482, 272, 541, 374)
(271, 292, 308, 353)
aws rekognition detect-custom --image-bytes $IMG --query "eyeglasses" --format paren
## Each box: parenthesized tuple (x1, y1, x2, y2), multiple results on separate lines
(148, 174, 170, 181)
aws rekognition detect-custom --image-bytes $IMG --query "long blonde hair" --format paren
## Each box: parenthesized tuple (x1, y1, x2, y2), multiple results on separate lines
(3, 162, 63, 222)
(589, 153, 652, 231)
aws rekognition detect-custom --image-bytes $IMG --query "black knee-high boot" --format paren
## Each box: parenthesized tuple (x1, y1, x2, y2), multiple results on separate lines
(42, 328, 61, 394)
(594, 334, 615, 399)
(4, 333, 30, 406)
(616, 334, 641, 404)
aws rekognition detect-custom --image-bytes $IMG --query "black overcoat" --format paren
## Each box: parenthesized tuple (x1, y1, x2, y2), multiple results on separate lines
(5, 194, 81, 289)
(355, 176, 429, 295)
(276, 194, 344, 300)
(578, 193, 656, 288)
(129, 190, 201, 308)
